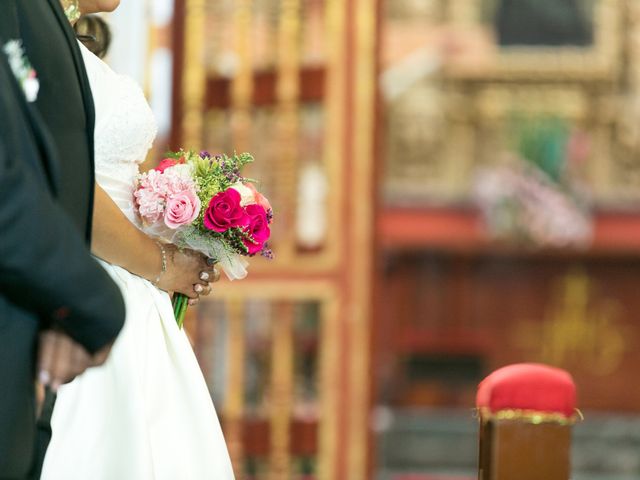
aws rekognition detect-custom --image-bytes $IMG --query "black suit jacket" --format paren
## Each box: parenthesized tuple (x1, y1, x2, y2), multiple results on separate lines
(0, 42, 124, 480)
(15, 0, 96, 242)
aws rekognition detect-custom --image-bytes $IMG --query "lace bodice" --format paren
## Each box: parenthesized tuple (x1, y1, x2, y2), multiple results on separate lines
(79, 43, 157, 220)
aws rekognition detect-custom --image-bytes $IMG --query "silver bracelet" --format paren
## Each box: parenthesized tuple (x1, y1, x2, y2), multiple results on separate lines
(153, 241, 167, 285)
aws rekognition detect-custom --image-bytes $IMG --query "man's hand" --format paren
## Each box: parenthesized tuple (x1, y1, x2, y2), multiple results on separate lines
(37, 330, 113, 391)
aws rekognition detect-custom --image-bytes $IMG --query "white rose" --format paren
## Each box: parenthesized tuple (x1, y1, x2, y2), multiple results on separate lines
(22, 77, 39, 103)
(229, 181, 256, 207)
(169, 163, 194, 180)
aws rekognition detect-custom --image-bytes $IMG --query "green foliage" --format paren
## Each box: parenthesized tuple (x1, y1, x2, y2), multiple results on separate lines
(508, 115, 570, 184)
(223, 228, 250, 255)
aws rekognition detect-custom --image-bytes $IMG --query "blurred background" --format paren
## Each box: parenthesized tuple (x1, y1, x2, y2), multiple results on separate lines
(99, 0, 640, 478)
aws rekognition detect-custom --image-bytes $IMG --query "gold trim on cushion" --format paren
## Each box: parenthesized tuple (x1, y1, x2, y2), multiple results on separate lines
(477, 407, 584, 426)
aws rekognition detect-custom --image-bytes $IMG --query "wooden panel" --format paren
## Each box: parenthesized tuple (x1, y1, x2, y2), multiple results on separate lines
(480, 421, 571, 480)
(205, 68, 326, 108)
(378, 207, 640, 254)
(379, 252, 640, 411)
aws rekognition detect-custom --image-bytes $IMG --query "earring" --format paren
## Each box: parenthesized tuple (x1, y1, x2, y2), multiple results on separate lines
(60, 0, 81, 23)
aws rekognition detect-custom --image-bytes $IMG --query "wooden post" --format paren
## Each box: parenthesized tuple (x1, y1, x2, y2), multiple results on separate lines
(478, 419, 572, 480)
(476, 364, 578, 480)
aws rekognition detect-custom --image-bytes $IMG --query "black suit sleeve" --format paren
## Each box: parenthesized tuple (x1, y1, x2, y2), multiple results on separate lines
(0, 137, 125, 354)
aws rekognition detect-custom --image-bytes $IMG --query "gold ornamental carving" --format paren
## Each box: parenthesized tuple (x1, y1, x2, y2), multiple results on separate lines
(382, 0, 640, 204)
(513, 270, 627, 376)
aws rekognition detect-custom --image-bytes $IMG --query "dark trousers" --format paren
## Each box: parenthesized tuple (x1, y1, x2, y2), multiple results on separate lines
(30, 389, 56, 480)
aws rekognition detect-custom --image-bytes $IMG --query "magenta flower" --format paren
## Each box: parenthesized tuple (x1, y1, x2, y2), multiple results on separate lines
(203, 188, 249, 232)
(242, 204, 271, 254)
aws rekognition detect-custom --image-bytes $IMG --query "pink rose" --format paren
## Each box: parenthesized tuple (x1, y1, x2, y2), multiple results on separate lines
(242, 204, 271, 254)
(203, 188, 249, 232)
(164, 190, 201, 229)
(155, 158, 178, 173)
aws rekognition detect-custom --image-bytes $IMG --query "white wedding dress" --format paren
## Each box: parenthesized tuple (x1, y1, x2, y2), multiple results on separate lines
(41, 44, 235, 480)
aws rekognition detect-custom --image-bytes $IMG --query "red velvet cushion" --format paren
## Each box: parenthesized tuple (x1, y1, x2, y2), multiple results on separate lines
(476, 363, 576, 417)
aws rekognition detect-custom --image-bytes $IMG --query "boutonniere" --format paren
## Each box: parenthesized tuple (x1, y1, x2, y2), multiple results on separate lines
(60, 0, 81, 23)
(3, 40, 40, 103)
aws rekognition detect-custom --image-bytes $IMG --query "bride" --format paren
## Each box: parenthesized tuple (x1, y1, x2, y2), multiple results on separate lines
(41, 1, 235, 479)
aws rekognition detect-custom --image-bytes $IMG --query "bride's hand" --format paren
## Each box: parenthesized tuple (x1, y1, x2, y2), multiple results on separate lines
(155, 245, 219, 302)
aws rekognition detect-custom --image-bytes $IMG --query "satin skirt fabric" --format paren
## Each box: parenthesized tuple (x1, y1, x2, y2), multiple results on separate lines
(41, 262, 235, 480)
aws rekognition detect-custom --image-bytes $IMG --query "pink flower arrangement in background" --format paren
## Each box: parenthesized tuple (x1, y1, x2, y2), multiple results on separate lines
(473, 116, 593, 249)
(473, 161, 592, 248)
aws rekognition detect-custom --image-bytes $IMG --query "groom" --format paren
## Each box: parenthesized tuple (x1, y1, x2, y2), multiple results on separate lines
(0, 35, 125, 480)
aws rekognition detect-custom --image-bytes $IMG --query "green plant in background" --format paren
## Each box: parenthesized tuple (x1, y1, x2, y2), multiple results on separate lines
(508, 114, 570, 185)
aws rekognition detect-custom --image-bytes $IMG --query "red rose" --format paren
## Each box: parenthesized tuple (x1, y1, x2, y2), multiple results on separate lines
(242, 204, 271, 254)
(155, 158, 177, 173)
(203, 188, 249, 232)
(155, 156, 186, 173)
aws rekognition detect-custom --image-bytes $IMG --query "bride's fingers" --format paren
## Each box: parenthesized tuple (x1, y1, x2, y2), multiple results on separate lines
(211, 268, 221, 283)
(188, 297, 200, 307)
(201, 257, 218, 274)
(198, 268, 220, 285)
(199, 284, 212, 297)
(181, 288, 199, 299)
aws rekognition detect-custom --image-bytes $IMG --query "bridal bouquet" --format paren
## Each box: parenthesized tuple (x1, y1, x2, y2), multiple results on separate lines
(133, 150, 273, 327)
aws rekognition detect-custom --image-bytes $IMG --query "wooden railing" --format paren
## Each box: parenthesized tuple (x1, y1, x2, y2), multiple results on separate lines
(185, 280, 339, 479)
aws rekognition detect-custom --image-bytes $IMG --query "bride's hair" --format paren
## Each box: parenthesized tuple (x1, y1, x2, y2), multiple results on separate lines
(74, 15, 112, 59)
